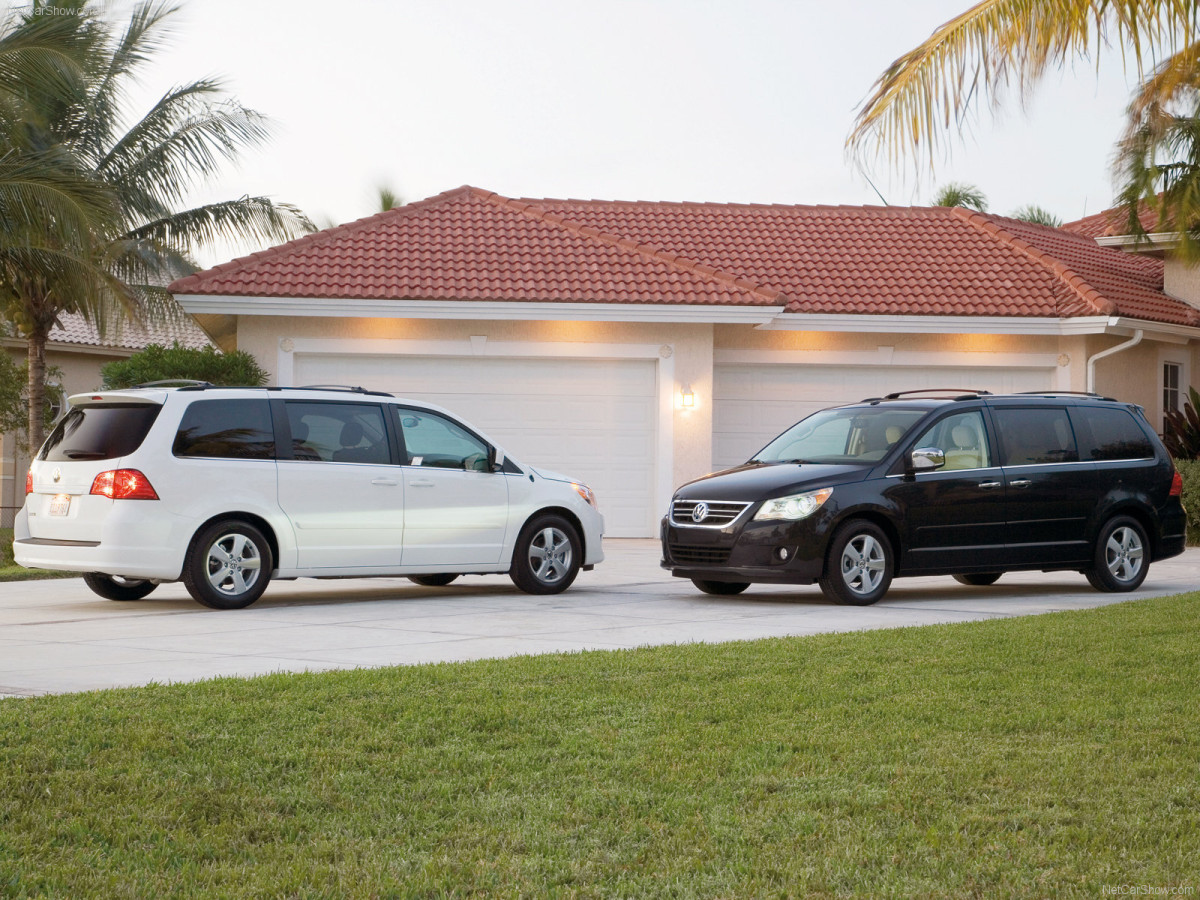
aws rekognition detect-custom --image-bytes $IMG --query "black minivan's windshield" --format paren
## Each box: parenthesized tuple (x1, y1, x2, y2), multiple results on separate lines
(752, 407, 928, 465)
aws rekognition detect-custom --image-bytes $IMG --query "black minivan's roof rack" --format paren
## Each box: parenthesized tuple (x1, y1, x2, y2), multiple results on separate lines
(1011, 390, 1116, 401)
(862, 389, 992, 403)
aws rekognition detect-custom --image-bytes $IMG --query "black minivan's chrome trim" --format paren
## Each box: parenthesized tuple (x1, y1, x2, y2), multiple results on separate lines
(671, 499, 752, 528)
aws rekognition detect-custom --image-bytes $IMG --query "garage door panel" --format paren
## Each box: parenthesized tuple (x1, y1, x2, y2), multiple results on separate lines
(713, 364, 1054, 470)
(294, 354, 657, 537)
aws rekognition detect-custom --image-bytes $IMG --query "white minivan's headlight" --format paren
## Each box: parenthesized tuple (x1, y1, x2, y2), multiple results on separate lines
(572, 482, 597, 507)
(754, 487, 832, 521)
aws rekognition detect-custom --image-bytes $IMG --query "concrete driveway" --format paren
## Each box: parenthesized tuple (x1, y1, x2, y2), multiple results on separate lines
(2, 539, 1197, 698)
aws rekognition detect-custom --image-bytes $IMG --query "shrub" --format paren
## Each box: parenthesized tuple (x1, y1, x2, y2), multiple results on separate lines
(101, 343, 268, 389)
(1174, 457, 1200, 546)
(1163, 386, 1200, 459)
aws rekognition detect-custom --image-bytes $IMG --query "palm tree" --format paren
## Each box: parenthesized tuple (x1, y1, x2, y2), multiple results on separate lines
(846, 1, 1199, 247)
(2, 1, 313, 450)
(1009, 204, 1063, 227)
(932, 182, 988, 211)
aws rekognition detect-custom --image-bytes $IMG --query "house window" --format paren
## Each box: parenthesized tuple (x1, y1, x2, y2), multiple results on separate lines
(1163, 362, 1182, 430)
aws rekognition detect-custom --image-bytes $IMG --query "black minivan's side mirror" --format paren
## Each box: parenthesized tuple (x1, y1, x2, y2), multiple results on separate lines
(910, 447, 946, 472)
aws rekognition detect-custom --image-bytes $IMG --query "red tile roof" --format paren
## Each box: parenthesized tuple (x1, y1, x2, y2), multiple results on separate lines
(1062, 201, 1160, 239)
(170, 185, 1200, 328)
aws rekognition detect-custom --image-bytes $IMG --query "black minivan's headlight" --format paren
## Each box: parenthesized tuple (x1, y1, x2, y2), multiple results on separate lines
(753, 487, 833, 521)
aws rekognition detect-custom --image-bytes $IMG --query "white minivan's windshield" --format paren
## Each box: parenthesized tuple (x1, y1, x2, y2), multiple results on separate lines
(751, 407, 928, 465)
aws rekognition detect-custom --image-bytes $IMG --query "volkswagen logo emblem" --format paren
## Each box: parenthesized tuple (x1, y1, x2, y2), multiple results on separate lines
(691, 502, 709, 523)
(52, 468, 61, 483)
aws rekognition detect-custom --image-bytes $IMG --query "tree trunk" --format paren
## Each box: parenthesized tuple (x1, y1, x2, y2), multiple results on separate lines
(26, 328, 47, 456)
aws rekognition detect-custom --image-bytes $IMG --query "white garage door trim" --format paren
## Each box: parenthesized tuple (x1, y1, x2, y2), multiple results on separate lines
(277, 336, 675, 535)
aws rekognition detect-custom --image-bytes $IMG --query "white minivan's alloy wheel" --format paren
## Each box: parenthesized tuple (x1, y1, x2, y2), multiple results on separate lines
(183, 519, 273, 610)
(510, 514, 582, 594)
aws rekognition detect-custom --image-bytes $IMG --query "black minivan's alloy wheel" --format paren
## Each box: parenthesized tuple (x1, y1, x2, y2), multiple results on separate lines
(819, 519, 894, 606)
(510, 514, 581, 594)
(83, 572, 157, 601)
(183, 518, 273, 610)
(1086, 515, 1149, 592)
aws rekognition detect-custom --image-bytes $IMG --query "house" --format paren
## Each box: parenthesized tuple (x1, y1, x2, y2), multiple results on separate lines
(170, 186, 1200, 538)
(0, 313, 211, 524)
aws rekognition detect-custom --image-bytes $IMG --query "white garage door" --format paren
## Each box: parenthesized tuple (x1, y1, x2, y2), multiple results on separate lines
(293, 354, 658, 537)
(713, 364, 1056, 469)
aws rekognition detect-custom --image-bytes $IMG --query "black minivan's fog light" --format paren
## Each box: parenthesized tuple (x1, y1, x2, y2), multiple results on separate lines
(777, 547, 790, 561)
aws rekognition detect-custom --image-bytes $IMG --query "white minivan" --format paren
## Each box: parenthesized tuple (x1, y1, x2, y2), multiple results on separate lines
(15, 384, 604, 609)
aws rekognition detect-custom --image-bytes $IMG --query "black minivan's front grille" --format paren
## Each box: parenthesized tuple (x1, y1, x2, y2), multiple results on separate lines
(670, 500, 751, 528)
(668, 543, 733, 565)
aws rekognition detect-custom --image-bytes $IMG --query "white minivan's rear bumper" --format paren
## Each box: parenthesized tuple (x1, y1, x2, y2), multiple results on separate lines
(13, 504, 188, 581)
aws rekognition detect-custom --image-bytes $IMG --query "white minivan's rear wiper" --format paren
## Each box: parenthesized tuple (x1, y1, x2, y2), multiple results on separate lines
(63, 450, 106, 460)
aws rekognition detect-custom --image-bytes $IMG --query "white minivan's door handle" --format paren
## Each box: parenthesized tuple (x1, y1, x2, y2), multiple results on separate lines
(409, 479, 435, 488)
(371, 478, 399, 487)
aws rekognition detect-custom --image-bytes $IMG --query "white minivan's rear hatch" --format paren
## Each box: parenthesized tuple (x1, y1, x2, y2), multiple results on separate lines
(26, 393, 166, 542)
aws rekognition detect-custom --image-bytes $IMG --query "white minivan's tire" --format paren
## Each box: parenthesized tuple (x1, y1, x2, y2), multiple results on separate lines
(510, 514, 581, 595)
(83, 573, 157, 602)
(183, 519, 273, 610)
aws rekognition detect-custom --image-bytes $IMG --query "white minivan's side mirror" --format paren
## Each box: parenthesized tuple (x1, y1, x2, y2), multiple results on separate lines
(488, 446, 505, 472)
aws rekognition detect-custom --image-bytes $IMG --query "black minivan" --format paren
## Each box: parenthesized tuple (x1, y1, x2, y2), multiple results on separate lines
(662, 390, 1187, 604)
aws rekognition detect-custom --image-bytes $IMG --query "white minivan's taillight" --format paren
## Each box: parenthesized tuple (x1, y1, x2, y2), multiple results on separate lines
(25, 468, 32, 495)
(90, 469, 159, 500)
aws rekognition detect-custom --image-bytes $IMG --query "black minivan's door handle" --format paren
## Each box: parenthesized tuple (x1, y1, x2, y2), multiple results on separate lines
(978, 481, 1002, 490)
(1010, 479, 1032, 489)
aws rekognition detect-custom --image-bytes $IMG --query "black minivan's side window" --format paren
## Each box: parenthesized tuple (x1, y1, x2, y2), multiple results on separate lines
(1073, 407, 1155, 461)
(40, 404, 162, 462)
(993, 407, 1078, 465)
(173, 399, 275, 460)
(912, 411, 991, 470)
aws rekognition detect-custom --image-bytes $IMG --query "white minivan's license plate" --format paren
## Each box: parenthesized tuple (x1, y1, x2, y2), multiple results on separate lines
(49, 493, 71, 516)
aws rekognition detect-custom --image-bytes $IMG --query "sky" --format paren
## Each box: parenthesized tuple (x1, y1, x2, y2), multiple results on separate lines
(115, 0, 1144, 265)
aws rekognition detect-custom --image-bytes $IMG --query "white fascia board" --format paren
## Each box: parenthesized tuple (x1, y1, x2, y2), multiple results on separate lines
(173, 294, 783, 325)
(761, 313, 1151, 336)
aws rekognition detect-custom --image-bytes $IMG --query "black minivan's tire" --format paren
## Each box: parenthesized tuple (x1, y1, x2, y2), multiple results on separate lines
(510, 514, 581, 595)
(83, 572, 157, 601)
(1085, 515, 1149, 593)
(818, 519, 894, 606)
(691, 578, 750, 596)
(408, 574, 459, 587)
(182, 519, 273, 610)
(953, 573, 1002, 587)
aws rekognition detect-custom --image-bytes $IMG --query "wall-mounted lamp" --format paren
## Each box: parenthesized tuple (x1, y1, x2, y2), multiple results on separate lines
(680, 385, 695, 409)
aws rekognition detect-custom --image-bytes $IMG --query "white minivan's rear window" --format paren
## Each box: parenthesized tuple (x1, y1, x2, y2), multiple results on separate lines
(39, 404, 162, 462)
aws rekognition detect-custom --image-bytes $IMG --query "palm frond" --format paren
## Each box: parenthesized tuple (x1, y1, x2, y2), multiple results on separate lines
(125, 196, 315, 256)
(78, 1, 181, 162)
(0, 4, 90, 104)
(848, 0, 1197, 169)
(1115, 89, 1200, 254)
(0, 146, 117, 247)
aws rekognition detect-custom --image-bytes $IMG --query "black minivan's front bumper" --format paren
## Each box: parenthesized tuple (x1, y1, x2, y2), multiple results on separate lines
(660, 514, 830, 584)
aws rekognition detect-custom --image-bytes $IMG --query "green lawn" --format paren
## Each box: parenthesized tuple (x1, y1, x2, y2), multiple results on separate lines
(1, 594, 1198, 898)
(0, 528, 75, 581)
